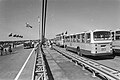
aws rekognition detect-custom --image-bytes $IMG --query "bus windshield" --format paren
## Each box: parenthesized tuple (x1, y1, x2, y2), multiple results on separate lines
(116, 31, 120, 34)
(93, 31, 111, 41)
(115, 31, 120, 40)
(115, 36, 120, 40)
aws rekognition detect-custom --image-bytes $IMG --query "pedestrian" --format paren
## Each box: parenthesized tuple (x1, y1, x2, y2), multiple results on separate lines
(0, 46, 4, 56)
(8, 45, 12, 54)
(48, 40, 51, 48)
(13, 44, 14, 48)
(5, 48, 7, 55)
(49, 40, 53, 49)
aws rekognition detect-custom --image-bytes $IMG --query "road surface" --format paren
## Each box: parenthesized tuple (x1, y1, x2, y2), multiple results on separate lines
(0, 45, 35, 80)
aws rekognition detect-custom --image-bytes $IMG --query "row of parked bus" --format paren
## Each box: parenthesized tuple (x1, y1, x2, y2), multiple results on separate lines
(54, 29, 120, 57)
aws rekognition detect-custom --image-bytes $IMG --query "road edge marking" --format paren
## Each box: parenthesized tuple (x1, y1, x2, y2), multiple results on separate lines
(14, 48, 35, 80)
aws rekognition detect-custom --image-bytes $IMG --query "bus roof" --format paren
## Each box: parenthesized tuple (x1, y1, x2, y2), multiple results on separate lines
(93, 29, 111, 32)
(75, 29, 110, 34)
(70, 34, 74, 36)
(112, 28, 120, 32)
(63, 29, 111, 37)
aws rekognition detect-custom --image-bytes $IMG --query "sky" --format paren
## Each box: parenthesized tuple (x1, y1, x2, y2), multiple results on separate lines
(0, 0, 120, 41)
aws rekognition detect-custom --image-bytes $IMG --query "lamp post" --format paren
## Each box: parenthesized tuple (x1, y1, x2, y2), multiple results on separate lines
(38, 16, 40, 44)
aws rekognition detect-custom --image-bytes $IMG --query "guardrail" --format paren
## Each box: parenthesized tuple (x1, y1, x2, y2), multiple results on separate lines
(32, 44, 48, 80)
(54, 46, 120, 80)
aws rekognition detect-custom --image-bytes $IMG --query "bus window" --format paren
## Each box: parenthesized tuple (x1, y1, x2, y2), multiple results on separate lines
(93, 31, 111, 41)
(116, 36, 120, 40)
(73, 35, 76, 42)
(77, 34, 80, 42)
(81, 33, 85, 43)
(67, 36, 70, 42)
(115, 31, 120, 40)
(70, 36, 72, 42)
(116, 31, 120, 34)
(62, 36, 65, 43)
(66, 36, 70, 42)
(86, 33, 91, 43)
(63, 36, 65, 39)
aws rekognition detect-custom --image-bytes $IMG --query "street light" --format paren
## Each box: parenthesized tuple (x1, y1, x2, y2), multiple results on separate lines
(38, 16, 40, 44)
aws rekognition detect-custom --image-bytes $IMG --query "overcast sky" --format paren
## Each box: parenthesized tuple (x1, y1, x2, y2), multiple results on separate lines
(0, 0, 120, 41)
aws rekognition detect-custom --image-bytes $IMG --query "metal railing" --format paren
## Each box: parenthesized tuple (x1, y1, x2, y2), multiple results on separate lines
(32, 44, 48, 80)
(54, 46, 120, 80)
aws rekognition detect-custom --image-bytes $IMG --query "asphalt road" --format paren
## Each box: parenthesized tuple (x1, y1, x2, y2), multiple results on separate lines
(0, 45, 35, 80)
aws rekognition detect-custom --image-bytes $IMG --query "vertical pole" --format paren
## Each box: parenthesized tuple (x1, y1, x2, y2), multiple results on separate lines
(43, 0, 47, 43)
(41, 0, 44, 47)
(41, 0, 48, 79)
(38, 16, 40, 56)
(38, 16, 40, 44)
(41, 0, 47, 46)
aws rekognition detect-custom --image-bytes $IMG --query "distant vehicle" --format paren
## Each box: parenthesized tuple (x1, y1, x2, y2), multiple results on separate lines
(111, 28, 120, 53)
(24, 41, 34, 49)
(54, 34, 65, 47)
(64, 29, 112, 56)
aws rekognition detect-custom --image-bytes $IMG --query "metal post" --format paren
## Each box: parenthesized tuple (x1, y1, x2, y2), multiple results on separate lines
(41, 0, 47, 46)
(38, 16, 40, 44)
(82, 65, 85, 70)
(92, 71, 96, 77)
(75, 61, 78, 66)
(41, 0, 44, 46)
(43, 0, 47, 42)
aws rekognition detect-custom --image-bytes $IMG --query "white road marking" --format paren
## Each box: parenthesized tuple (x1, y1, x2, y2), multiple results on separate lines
(14, 48, 35, 80)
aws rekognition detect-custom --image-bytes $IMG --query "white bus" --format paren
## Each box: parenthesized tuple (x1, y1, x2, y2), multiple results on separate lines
(64, 29, 113, 56)
(55, 34, 65, 47)
(112, 28, 120, 53)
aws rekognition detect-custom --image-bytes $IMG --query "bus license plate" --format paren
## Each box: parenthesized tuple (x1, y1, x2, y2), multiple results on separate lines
(101, 48, 106, 51)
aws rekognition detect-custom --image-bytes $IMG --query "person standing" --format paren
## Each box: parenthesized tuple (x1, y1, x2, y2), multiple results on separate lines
(5, 48, 7, 55)
(8, 45, 12, 54)
(49, 40, 53, 49)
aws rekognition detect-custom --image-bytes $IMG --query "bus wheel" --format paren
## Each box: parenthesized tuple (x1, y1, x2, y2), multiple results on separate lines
(112, 49, 115, 54)
(66, 46, 68, 51)
(112, 49, 116, 56)
(77, 47, 82, 57)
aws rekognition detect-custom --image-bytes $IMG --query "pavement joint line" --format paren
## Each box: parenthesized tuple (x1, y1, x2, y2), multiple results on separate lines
(14, 48, 35, 80)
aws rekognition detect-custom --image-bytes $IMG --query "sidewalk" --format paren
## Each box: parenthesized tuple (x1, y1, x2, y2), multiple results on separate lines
(43, 48, 69, 80)
(43, 47, 101, 80)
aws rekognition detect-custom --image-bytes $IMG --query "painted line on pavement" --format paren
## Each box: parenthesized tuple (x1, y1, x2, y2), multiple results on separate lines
(14, 48, 35, 80)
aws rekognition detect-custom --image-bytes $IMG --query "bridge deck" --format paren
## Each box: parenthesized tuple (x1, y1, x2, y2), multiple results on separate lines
(43, 47, 100, 80)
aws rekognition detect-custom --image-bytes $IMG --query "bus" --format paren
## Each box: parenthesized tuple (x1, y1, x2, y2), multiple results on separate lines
(112, 28, 120, 53)
(55, 34, 65, 47)
(64, 29, 113, 56)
